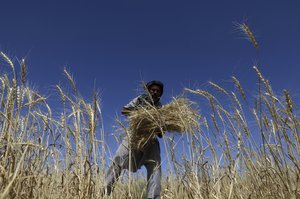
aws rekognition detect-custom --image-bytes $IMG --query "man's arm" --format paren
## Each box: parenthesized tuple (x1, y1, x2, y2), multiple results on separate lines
(121, 96, 140, 116)
(121, 107, 133, 116)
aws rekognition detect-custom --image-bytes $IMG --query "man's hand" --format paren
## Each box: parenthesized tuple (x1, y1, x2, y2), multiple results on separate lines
(121, 108, 132, 116)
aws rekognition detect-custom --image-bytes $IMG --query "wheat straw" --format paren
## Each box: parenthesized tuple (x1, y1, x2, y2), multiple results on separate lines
(127, 98, 199, 149)
(209, 81, 229, 96)
(63, 67, 77, 93)
(0, 51, 15, 73)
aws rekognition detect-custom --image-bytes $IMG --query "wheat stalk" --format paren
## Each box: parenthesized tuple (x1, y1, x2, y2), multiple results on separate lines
(63, 67, 77, 93)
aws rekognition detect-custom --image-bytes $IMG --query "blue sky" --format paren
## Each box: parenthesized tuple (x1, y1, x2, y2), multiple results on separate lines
(1, 1, 300, 166)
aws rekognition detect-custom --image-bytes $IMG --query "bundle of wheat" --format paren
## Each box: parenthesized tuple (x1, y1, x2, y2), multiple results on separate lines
(127, 98, 199, 149)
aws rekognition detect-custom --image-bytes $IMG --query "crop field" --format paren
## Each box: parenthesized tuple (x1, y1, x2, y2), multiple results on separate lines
(0, 47, 299, 199)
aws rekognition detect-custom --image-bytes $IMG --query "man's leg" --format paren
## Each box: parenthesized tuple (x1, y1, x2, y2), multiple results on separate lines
(145, 162, 161, 199)
(104, 138, 143, 195)
(104, 138, 130, 195)
(143, 139, 161, 199)
(104, 161, 122, 195)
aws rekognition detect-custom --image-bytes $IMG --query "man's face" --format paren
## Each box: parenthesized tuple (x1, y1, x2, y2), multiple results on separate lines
(148, 85, 162, 102)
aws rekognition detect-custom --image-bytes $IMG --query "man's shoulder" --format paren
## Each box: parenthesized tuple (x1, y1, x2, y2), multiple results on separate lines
(125, 94, 162, 108)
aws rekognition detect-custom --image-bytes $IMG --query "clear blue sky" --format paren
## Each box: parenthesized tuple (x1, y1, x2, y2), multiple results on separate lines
(1, 1, 300, 160)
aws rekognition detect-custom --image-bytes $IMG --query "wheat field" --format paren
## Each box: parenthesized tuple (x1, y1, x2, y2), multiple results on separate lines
(0, 46, 299, 199)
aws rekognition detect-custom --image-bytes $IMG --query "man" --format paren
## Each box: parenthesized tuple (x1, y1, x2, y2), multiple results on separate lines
(104, 80, 164, 199)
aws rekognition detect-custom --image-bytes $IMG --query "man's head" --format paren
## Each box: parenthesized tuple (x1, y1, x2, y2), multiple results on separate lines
(146, 80, 164, 102)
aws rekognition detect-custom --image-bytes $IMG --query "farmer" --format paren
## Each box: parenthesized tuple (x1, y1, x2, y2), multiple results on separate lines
(104, 80, 164, 199)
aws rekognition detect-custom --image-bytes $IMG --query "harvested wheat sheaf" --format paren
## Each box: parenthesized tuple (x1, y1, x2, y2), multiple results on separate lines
(127, 98, 199, 149)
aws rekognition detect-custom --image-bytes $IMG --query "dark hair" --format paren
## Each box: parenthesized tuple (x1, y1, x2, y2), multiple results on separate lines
(146, 80, 164, 95)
